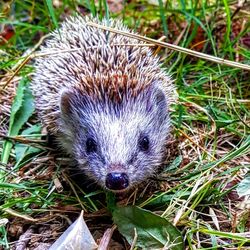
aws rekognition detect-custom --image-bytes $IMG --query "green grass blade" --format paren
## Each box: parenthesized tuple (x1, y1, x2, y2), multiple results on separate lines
(45, 0, 59, 30)
(158, 0, 168, 37)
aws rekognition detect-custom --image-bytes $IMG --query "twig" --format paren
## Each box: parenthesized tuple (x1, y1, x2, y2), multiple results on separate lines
(86, 22, 250, 71)
(129, 228, 138, 250)
(177, 129, 217, 160)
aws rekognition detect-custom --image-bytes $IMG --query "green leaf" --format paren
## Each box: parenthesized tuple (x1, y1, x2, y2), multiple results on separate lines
(1, 78, 35, 167)
(45, 0, 59, 30)
(164, 155, 183, 172)
(113, 206, 183, 250)
(9, 79, 35, 136)
(15, 124, 42, 163)
(236, 173, 250, 197)
(106, 191, 116, 213)
(85, 0, 97, 17)
(8, 78, 26, 132)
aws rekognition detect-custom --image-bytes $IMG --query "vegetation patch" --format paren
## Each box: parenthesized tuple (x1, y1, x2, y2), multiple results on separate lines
(0, 0, 249, 249)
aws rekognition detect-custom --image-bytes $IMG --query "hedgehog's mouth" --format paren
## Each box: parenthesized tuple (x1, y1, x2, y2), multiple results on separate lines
(105, 172, 129, 192)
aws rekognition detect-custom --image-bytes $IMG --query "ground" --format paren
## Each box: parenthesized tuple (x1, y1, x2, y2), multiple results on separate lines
(0, 0, 250, 249)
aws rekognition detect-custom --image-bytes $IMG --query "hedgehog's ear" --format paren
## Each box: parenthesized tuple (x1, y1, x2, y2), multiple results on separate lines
(147, 86, 168, 124)
(155, 88, 168, 124)
(60, 90, 77, 117)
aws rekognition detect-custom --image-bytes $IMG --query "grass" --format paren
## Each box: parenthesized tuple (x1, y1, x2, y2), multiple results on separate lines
(0, 0, 250, 249)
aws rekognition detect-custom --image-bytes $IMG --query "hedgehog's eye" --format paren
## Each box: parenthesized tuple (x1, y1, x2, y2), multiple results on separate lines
(86, 138, 97, 154)
(138, 136, 150, 152)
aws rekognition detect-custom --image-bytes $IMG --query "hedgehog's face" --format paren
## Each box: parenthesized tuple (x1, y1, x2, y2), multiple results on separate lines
(59, 85, 170, 192)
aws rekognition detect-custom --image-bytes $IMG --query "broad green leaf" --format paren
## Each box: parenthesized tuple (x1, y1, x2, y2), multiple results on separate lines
(106, 191, 116, 213)
(9, 79, 34, 136)
(143, 190, 191, 208)
(8, 79, 25, 131)
(113, 206, 183, 250)
(1, 78, 35, 167)
(237, 174, 250, 197)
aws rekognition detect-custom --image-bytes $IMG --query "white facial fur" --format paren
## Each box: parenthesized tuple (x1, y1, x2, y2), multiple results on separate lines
(59, 84, 171, 190)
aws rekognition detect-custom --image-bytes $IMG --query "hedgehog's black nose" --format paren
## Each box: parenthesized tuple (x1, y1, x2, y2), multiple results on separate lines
(105, 173, 129, 191)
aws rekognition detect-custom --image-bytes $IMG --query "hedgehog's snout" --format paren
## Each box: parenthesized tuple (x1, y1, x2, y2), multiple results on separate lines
(105, 172, 129, 191)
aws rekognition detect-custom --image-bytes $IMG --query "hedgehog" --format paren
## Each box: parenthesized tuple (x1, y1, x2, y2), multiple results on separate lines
(31, 15, 176, 192)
